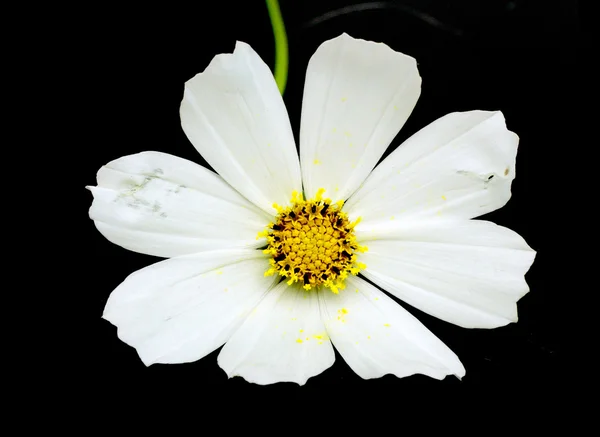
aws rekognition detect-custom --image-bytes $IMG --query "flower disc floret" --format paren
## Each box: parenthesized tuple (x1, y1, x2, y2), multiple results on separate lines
(260, 189, 367, 293)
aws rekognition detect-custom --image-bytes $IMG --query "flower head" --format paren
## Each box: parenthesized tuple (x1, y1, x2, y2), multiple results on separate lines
(89, 34, 535, 385)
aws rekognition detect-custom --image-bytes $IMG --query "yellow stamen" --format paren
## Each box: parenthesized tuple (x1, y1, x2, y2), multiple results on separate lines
(261, 189, 367, 293)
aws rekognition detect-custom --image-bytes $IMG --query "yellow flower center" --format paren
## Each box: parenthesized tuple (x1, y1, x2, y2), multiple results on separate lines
(260, 189, 367, 293)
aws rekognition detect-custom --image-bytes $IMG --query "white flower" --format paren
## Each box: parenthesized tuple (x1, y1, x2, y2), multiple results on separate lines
(89, 33, 535, 385)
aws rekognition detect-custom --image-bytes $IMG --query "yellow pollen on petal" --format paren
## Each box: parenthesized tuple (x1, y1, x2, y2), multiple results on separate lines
(259, 189, 367, 293)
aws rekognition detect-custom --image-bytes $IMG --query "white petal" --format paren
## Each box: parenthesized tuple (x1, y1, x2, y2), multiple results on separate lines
(300, 33, 421, 202)
(358, 220, 536, 329)
(319, 276, 465, 380)
(103, 249, 278, 365)
(344, 111, 519, 226)
(180, 41, 301, 215)
(218, 282, 335, 385)
(88, 152, 272, 258)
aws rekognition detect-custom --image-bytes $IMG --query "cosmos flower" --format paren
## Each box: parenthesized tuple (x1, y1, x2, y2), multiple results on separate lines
(89, 33, 535, 385)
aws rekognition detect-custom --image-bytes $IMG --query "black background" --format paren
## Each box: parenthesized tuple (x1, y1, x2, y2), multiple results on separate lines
(82, 0, 579, 393)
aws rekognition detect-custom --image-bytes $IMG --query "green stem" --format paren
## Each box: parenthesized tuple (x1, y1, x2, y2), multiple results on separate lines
(265, 0, 288, 95)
